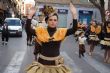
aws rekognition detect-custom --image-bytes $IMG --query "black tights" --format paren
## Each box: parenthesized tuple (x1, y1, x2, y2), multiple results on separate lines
(104, 49, 110, 62)
(26, 32, 32, 43)
(90, 43, 95, 53)
(2, 36, 9, 42)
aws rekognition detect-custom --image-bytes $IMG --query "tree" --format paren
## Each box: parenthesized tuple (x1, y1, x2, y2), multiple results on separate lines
(89, 0, 105, 22)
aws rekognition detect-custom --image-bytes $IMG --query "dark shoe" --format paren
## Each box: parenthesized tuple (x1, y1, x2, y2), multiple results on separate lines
(5, 42, 8, 45)
(2, 43, 4, 45)
(82, 53, 85, 57)
(27, 42, 30, 46)
(2, 41, 5, 46)
(79, 54, 81, 58)
(28, 43, 33, 46)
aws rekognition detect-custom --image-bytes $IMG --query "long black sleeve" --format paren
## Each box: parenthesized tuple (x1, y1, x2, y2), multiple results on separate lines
(25, 19, 31, 29)
(66, 19, 77, 36)
(25, 19, 36, 36)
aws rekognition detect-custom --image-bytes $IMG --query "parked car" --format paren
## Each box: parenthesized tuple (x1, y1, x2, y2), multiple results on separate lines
(4, 18, 22, 37)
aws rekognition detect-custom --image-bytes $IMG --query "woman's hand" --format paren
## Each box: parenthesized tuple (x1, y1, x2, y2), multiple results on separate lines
(28, 7, 36, 19)
(70, 3, 77, 19)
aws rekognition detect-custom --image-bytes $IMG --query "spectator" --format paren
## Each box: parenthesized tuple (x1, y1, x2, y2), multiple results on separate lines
(1, 22, 9, 45)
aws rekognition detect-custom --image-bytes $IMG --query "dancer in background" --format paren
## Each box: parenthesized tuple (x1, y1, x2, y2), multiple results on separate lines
(88, 20, 101, 56)
(100, 21, 110, 63)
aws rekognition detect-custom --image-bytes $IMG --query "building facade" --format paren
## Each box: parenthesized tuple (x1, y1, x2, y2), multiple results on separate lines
(35, 0, 102, 28)
(0, 0, 10, 19)
(74, 0, 102, 25)
(20, 0, 35, 16)
(0, 0, 19, 19)
(0, 0, 13, 26)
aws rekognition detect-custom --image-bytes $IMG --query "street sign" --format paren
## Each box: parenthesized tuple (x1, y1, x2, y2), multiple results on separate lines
(58, 9, 68, 14)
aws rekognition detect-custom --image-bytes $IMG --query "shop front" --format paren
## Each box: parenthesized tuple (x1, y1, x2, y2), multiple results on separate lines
(79, 10, 93, 25)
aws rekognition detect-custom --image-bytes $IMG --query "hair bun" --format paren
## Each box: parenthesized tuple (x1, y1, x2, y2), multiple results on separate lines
(42, 5, 56, 17)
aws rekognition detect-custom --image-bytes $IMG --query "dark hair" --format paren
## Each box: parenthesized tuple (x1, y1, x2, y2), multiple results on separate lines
(45, 13, 58, 23)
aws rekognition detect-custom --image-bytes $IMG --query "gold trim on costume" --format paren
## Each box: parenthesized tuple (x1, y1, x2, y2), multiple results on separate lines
(39, 54, 60, 61)
(26, 61, 71, 73)
(89, 35, 96, 37)
(100, 38, 110, 46)
(89, 35, 99, 41)
(107, 26, 110, 33)
(100, 40, 110, 46)
(35, 26, 67, 43)
(104, 38, 110, 41)
(90, 25, 101, 34)
(75, 29, 83, 35)
(39, 54, 64, 66)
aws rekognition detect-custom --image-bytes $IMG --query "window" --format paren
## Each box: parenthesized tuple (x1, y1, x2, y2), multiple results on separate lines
(6, 20, 21, 26)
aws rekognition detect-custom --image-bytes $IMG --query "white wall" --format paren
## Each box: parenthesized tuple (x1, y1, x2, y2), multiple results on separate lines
(37, 4, 102, 28)
(105, 0, 108, 10)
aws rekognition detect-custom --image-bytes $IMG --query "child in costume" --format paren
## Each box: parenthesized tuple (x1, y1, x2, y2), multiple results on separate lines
(78, 31, 86, 58)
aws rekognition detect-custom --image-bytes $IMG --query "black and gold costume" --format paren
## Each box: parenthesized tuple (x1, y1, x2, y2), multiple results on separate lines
(75, 23, 86, 36)
(88, 25, 101, 44)
(100, 23, 110, 49)
(25, 19, 77, 73)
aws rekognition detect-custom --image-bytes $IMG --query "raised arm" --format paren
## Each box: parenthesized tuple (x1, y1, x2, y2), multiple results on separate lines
(66, 3, 78, 36)
(25, 7, 36, 36)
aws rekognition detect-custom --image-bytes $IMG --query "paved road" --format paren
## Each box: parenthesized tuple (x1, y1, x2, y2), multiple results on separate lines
(0, 31, 110, 73)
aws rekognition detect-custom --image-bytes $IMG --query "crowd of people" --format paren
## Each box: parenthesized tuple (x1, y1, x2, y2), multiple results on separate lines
(75, 20, 110, 64)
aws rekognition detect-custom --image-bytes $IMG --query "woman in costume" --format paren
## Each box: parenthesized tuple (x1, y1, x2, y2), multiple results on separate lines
(88, 20, 101, 56)
(25, 3, 77, 73)
(100, 21, 110, 63)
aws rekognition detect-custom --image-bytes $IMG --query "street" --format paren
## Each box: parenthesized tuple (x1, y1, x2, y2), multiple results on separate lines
(0, 31, 110, 73)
